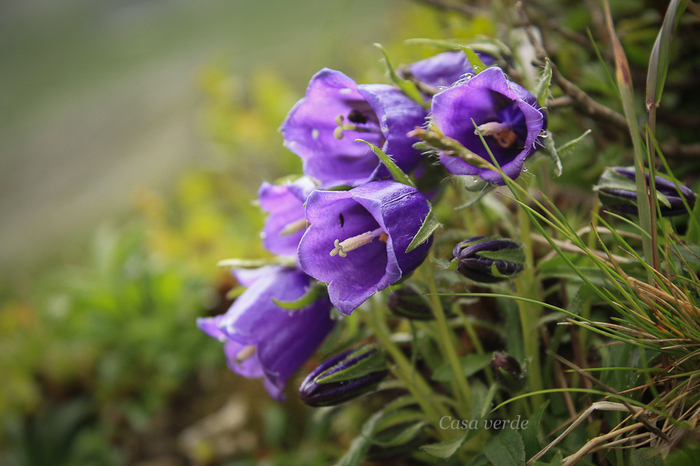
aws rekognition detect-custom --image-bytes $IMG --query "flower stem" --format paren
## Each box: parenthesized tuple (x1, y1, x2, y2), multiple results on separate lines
(361, 300, 451, 437)
(425, 252, 473, 418)
(515, 203, 544, 411)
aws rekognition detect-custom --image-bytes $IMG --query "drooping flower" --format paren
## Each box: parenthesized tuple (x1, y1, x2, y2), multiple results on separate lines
(595, 167, 696, 217)
(298, 180, 433, 315)
(452, 236, 524, 283)
(258, 176, 316, 256)
(404, 51, 496, 90)
(197, 266, 335, 400)
(299, 346, 388, 407)
(491, 352, 526, 394)
(430, 67, 547, 185)
(280, 68, 427, 188)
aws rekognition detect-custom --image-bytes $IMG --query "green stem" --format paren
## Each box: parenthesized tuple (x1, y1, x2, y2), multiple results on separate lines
(361, 301, 450, 436)
(425, 253, 473, 417)
(515, 204, 544, 411)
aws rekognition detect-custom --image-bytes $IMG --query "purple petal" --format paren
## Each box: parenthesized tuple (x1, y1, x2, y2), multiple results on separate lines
(407, 51, 496, 89)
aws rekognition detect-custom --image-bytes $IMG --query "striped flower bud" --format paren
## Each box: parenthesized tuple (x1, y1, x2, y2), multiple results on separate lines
(299, 346, 388, 407)
(596, 167, 696, 217)
(491, 352, 526, 394)
(452, 236, 524, 283)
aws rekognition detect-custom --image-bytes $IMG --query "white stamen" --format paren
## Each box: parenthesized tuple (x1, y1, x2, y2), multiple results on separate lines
(235, 345, 256, 364)
(312, 129, 319, 140)
(279, 218, 308, 236)
(475, 121, 507, 136)
(330, 228, 387, 257)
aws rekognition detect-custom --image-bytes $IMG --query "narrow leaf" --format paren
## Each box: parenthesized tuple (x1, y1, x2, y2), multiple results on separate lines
(522, 400, 549, 459)
(356, 138, 414, 187)
(420, 432, 470, 458)
(406, 209, 441, 253)
(374, 43, 426, 107)
(371, 421, 427, 447)
(334, 410, 384, 466)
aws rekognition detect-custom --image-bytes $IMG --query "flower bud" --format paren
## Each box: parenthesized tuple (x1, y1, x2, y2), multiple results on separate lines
(491, 352, 526, 393)
(452, 237, 524, 283)
(299, 346, 389, 407)
(596, 167, 696, 217)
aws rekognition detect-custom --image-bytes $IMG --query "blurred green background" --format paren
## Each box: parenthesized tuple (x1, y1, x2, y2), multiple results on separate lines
(0, 0, 487, 464)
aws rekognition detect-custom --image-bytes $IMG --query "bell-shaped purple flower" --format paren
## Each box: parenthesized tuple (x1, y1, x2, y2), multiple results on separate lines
(280, 68, 427, 188)
(596, 167, 696, 217)
(258, 177, 316, 256)
(298, 181, 433, 315)
(405, 51, 496, 89)
(430, 67, 547, 185)
(197, 266, 335, 400)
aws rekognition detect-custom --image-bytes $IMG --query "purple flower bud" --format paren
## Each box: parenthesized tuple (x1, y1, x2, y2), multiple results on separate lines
(258, 177, 316, 256)
(430, 67, 547, 185)
(197, 266, 335, 400)
(452, 236, 524, 283)
(405, 51, 496, 90)
(298, 181, 434, 315)
(280, 68, 427, 188)
(491, 352, 526, 393)
(596, 167, 696, 217)
(299, 346, 388, 407)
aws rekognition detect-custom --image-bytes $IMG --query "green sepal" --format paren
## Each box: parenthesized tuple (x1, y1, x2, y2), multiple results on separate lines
(595, 167, 672, 209)
(405, 208, 441, 253)
(463, 46, 487, 74)
(374, 43, 427, 108)
(533, 58, 552, 107)
(557, 129, 592, 157)
(476, 247, 526, 264)
(272, 281, 327, 310)
(316, 347, 387, 384)
(356, 138, 414, 187)
(409, 126, 496, 170)
(541, 134, 563, 177)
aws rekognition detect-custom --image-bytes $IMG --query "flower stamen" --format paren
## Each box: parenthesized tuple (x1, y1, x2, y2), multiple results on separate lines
(235, 345, 256, 365)
(475, 121, 518, 148)
(333, 112, 381, 140)
(330, 227, 386, 257)
(279, 217, 309, 236)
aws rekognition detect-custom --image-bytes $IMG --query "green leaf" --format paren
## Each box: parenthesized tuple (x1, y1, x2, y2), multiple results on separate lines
(631, 448, 664, 466)
(522, 400, 549, 459)
(432, 353, 492, 382)
(334, 410, 384, 466)
(533, 58, 552, 107)
(463, 46, 487, 74)
(272, 281, 327, 310)
(484, 428, 526, 466)
(646, 0, 689, 110)
(316, 348, 386, 384)
(355, 138, 414, 187)
(405, 208, 441, 253)
(557, 129, 592, 157)
(419, 432, 470, 458)
(374, 43, 426, 107)
(371, 420, 427, 447)
(686, 198, 700, 245)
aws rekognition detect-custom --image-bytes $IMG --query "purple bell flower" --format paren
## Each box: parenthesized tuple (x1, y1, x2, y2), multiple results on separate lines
(430, 67, 547, 185)
(280, 68, 427, 188)
(298, 180, 433, 315)
(197, 266, 335, 400)
(405, 51, 496, 89)
(258, 176, 316, 256)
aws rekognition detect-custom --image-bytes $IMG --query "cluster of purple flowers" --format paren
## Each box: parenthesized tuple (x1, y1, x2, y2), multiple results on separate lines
(198, 49, 549, 400)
